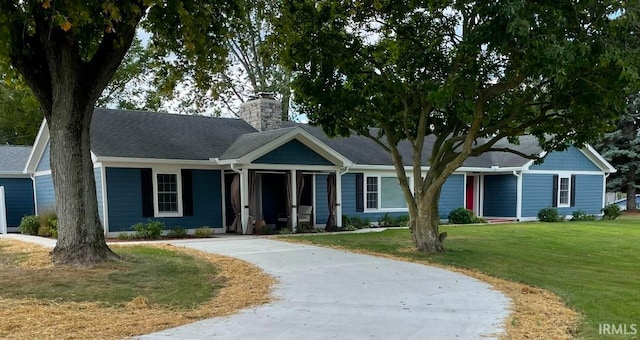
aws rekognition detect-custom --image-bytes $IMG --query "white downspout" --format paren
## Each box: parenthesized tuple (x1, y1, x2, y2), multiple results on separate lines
(30, 174, 38, 216)
(602, 173, 610, 210)
(336, 166, 351, 227)
(513, 171, 523, 221)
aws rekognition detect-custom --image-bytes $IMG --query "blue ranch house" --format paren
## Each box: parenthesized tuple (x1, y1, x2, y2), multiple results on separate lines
(21, 94, 615, 236)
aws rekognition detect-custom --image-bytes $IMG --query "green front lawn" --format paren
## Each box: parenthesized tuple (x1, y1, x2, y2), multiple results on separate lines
(291, 215, 640, 339)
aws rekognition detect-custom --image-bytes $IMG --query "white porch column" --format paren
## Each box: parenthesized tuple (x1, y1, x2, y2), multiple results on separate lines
(290, 169, 298, 233)
(336, 169, 343, 227)
(240, 168, 249, 234)
(515, 171, 523, 221)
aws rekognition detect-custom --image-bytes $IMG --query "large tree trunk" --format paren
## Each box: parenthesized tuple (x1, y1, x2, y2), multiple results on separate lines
(627, 165, 637, 212)
(48, 86, 118, 266)
(411, 188, 446, 253)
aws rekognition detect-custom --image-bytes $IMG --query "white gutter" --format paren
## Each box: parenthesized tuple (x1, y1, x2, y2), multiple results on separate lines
(95, 156, 215, 166)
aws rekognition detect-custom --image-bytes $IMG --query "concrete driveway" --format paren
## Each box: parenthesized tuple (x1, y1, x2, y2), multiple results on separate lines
(139, 238, 510, 340)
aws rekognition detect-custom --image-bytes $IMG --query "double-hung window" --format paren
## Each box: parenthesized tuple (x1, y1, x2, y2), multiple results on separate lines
(366, 177, 378, 209)
(364, 176, 408, 210)
(557, 175, 571, 207)
(155, 172, 182, 217)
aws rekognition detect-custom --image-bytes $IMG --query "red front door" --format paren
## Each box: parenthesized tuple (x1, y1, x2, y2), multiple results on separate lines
(466, 176, 474, 211)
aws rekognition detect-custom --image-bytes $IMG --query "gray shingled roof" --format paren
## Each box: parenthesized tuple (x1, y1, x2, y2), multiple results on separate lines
(91, 108, 257, 160)
(283, 122, 542, 167)
(88, 108, 544, 167)
(0, 146, 32, 173)
(220, 127, 298, 160)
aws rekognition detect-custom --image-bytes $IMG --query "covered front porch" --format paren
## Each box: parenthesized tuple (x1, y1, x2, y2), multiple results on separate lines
(214, 126, 354, 234)
(224, 166, 346, 234)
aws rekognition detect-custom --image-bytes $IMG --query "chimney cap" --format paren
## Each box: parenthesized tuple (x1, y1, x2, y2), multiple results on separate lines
(248, 92, 276, 100)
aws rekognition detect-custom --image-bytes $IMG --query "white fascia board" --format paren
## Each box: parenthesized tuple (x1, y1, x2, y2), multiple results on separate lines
(240, 163, 340, 171)
(350, 164, 422, 171)
(458, 166, 525, 173)
(350, 164, 526, 173)
(24, 119, 49, 174)
(581, 144, 616, 173)
(522, 169, 606, 175)
(240, 127, 354, 167)
(95, 156, 219, 167)
(0, 172, 32, 178)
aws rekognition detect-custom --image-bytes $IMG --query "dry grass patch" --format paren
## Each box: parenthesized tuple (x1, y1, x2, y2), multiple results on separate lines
(0, 239, 275, 340)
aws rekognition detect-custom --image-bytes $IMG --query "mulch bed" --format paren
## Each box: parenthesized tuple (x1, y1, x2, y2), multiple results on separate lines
(0, 239, 276, 340)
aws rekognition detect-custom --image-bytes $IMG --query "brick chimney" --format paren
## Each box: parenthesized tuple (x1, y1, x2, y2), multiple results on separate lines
(238, 92, 282, 131)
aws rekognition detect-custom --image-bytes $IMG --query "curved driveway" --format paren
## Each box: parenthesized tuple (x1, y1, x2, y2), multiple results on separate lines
(139, 238, 510, 340)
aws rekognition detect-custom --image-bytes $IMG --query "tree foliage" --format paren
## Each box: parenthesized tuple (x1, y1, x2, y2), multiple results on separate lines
(596, 93, 640, 211)
(96, 36, 162, 111)
(0, 36, 159, 146)
(0, 70, 41, 145)
(276, 0, 640, 252)
(155, 0, 294, 118)
(0, 0, 239, 265)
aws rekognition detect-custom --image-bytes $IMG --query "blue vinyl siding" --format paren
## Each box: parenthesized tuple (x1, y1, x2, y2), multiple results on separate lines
(332, 173, 464, 221)
(315, 174, 329, 224)
(0, 178, 35, 227)
(35, 174, 55, 213)
(569, 175, 604, 215)
(483, 175, 517, 217)
(254, 139, 333, 165)
(521, 173, 604, 217)
(439, 174, 465, 218)
(36, 141, 51, 172)
(531, 147, 600, 171)
(105, 167, 223, 232)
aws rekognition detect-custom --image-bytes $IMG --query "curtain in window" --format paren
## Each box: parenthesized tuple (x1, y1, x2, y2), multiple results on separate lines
(230, 174, 241, 233)
(246, 170, 256, 234)
(285, 172, 292, 229)
(326, 173, 337, 231)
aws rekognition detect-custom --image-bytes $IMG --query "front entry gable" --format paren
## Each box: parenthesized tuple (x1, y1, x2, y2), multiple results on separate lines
(220, 127, 354, 167)
(254, 139, 333, 165)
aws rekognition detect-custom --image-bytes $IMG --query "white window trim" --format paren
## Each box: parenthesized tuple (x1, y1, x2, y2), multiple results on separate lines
(365, 176, 379, 210)
(363, 175, 410, 212)
(153, 170, 183, 218)
(557, 175, 571, 208)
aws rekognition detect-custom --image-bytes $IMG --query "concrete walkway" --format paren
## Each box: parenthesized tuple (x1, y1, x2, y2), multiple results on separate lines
(140, 238, 510, 340)
(0, 234, 510, 339)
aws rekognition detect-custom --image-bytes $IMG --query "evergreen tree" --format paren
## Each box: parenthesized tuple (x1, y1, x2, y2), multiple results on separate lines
(597, 94, 640, 211)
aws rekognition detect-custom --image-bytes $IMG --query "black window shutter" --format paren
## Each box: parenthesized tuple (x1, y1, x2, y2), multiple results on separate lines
(182, 169, 194, 216)
(552, 175, 559, 207)
(570, 175, 577, 207)
(141, 168, 154, 217)
(355, 173, 364, 212)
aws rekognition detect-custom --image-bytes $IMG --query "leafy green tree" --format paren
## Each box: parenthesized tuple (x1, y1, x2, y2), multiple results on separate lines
(0, 71, 41, 145)
(0, 36, 158, 147)
(597, 94, 640, 211)
(205, 0, 291, 120)
(96, 36, 161, 111)
(276, 1, 639, 252)
(0, 0, 238, 265)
